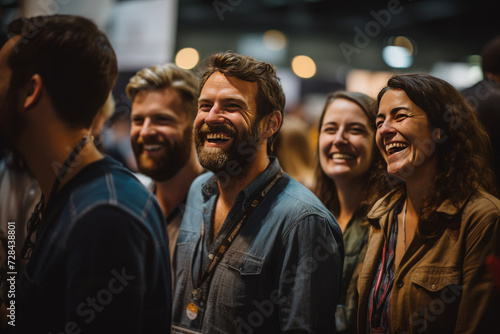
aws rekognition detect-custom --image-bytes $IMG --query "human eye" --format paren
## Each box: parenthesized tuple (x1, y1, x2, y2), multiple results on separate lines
(349, 126, 366, 135)
(225, 102, 243, 112)
(322, 125, 337, 134)
(394, 110, 409, 121)
(131, 116, 143, 125)
(376, 118, 384, 129)
(198, 103, 212, 112)
(155, 115, 174, 125)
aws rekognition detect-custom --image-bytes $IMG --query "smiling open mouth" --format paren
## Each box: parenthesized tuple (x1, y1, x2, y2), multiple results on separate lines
(386, 142, 408, 155)
(143, 144, 164, 152)
(206, 132, 233, 144)
(331, 152, 356, 160)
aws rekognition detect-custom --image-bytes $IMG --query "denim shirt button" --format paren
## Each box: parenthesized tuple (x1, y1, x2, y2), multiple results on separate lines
(208, 253, 214, 260)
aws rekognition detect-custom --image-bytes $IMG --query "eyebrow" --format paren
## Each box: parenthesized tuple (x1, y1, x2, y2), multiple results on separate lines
(376, 106, 409, 119)
(131, 109, 179, 119)
(323, 121, 368, 128)
(198, 96, 249, 107)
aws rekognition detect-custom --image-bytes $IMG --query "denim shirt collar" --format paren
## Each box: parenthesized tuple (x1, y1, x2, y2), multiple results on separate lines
(200, 157, 281, 211)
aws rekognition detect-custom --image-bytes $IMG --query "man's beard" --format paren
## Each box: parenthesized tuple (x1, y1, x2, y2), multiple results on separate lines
(0, 84, 27, 149)
(194, 119, 262, 174)
(132, 127, 192, 182)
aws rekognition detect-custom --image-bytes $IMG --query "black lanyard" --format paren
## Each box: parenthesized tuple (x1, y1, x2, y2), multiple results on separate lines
(191, 169, 283, 300)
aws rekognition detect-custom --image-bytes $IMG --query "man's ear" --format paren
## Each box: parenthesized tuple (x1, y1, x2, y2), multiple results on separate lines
(23, 74, 43, 110)
(262, 110, 282, 139)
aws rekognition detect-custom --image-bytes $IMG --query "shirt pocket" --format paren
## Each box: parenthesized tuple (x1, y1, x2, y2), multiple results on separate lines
(214, 251, 264, 321)
(409, 266, 462, 329)
(411, 266, 461, 292)
(225, 253, 263, 276)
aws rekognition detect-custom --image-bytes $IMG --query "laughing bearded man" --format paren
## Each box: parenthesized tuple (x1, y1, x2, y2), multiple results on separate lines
(171, 52, 344, 334)
(127, 63, 204, 284)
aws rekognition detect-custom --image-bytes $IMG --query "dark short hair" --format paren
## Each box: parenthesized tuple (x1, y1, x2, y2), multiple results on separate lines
(126, 63, 199, 121)
(375, 73, 496, 240)
(7, 15, 118, 129)
(199, 52, 285, 152)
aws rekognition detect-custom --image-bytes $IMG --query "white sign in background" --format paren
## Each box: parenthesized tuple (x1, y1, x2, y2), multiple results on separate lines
(21, 0, 178, 71)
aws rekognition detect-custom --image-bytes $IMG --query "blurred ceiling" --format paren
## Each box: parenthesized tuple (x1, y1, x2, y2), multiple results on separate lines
(175, 0, 499, 73)
(1, 0, 497, 95)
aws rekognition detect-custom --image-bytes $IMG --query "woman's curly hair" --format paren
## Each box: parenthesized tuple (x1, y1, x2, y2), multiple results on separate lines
(375, 73, 497, 241)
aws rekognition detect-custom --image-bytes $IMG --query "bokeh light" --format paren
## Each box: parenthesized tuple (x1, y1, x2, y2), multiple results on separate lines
(175, 47, 199, 69)
(383, 36, 415, 68)
(263, 30, 287, 50)
(291, 55, 316, 78)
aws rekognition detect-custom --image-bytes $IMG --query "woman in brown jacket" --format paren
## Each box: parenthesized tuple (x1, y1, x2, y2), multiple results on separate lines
(358, 73, 500, 333)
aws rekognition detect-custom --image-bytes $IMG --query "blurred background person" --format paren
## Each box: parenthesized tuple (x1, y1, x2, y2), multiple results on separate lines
(102, 110, 138, 171)
(461, 35, 500, 193)
(315, 91, 383, 333)
(274, 116, 315, 190)
(126, 63, 204, 284)
(359, 73, 500, 333)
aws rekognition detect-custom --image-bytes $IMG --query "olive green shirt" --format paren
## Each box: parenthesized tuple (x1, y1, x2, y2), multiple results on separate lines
(337, 209, 369, 333)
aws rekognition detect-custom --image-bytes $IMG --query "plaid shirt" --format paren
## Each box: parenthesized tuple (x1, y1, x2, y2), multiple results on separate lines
(367, 200, 403, 333)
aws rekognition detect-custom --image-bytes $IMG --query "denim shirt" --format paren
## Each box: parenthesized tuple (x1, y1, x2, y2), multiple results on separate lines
(172, 157, 344, 334)
(16, 157, 172, 333)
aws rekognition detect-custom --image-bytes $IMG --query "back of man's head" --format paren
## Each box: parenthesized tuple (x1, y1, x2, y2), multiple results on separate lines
(126, 63, 200, 121)
(6, 15, 118, 129)
(482, 35, 500, 77)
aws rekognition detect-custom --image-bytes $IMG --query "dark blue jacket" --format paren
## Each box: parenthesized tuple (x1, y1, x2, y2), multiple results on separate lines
(15, 157, 171, 333)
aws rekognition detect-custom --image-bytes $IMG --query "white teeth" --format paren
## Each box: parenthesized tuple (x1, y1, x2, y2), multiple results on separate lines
(143, 144, 163, 151)
(331, 153, 355, 159)
(385, 142, 408, 152)
(207, 133, 231, 140)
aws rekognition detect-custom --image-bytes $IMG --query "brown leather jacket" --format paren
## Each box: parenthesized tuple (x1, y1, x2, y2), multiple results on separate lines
(358, 188, 500, 334)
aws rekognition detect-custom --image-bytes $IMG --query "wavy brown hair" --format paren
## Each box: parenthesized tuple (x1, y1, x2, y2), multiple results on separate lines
(375, 73, 497, 241)
(126, 63, 199, 122)
(314, 91, 385, 217)
(199, 52, 285, 154)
